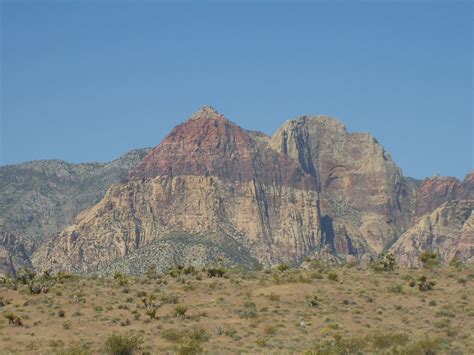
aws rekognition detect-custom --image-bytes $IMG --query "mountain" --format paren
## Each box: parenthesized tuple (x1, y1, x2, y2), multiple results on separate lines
(35, 107, 323, 273)
(1, 107, 472, 275)
(0, 148, 150, 276)
(390, 174, 474, 266)
(270, 116, 417, 256)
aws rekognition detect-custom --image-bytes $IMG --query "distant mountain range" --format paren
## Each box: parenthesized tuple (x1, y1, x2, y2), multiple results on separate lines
(1, 106, 472, 276)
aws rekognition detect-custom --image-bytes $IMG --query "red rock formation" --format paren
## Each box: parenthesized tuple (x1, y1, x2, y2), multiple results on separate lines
(129, 106, 314, 190)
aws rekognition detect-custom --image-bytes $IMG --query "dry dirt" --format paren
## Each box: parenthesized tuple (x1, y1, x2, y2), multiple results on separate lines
(0, 263, 473, 354)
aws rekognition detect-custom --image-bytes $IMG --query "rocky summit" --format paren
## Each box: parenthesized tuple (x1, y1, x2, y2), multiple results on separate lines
(1, 107, 472, 276)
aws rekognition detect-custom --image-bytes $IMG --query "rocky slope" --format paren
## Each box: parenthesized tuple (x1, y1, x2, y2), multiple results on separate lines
(390, 173, 474, 265)
(2, 107, 472, 275)
(0, 148, 149, 275)
(36, 107, 327, 273)
(270, 116, 417, 255)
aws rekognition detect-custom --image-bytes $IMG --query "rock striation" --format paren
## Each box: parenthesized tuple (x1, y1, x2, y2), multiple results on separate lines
(2, 107, 472, 274)
(0, 148, 150, 272)
(270, 116, 417, 255)
(390, 172, 474, 265)
(36, 108, 324, 273)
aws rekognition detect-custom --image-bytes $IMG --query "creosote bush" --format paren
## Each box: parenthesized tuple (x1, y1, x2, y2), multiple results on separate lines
(417, 275, 436, 291)
(370, 252, 396, 272)
(276, 263, 290, 272)
(305, 294, 321, 308)
(104, 331, 143, 355)
(419, 252, 440, 268)
(4, 312, 23, 326)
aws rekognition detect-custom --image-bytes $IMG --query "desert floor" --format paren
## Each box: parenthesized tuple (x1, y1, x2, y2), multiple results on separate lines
(1, 262, 473, 354)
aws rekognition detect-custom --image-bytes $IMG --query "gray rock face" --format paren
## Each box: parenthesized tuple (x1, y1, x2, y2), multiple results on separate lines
(0, 109, 471, 275)
(389, 173, 474, 266)
(390, 200, 474, 266)
(270, 116, 417, 256)
(0, 148, 150, 273)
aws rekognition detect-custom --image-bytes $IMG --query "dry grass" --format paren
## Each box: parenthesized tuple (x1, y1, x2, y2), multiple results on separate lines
(0, 264, 473, 353)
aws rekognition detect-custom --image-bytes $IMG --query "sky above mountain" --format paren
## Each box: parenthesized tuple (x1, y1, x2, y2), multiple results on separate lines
(1, 1, 472, 179)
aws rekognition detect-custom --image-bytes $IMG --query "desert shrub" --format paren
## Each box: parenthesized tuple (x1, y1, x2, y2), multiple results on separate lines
(267, 292, 280, 302)
(305, 294, 321, 308)
(104, 332, 143, 355)
(417, 276, 435, 291)
(399, 336, 445, 354)
(58, 309, 66, 317)
(370, 252, 396, 272)
(50, 342, 89, 355)
(370, 332, 409, 349)
(306, 333, 367, 354)
(449, 256, 464, 269)
(206, 266, 225, 278)
(276, 263, 290, 272)
(305, 332, 443, 354)
(62, 320, 72, 330)
(113, 273, 128, 286)
(327, 272, 338, 281)
(172, 304, 188, 319)
(4, 312, 22, 326)
(264, 325, 277, 335)
(239, 300, 257, 319)
(387, 284, 404, 294)
(16, 267, 36, 285)
(177, 339, 203, 354)
(162, 327, 209, 354)
(160, 293, 179, 304)
(142, 295, 161, 319)
(145, 265, 158, 279)
(256, 337, 269, 347)
(419, 252, 440, 268)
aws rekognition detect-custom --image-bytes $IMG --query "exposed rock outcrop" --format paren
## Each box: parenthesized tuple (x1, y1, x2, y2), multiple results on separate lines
(0, 148, 150, 273)
(36, 108, 324, 273)
(270, 116, 417, 255)
(390, 200, 474, 266)
(389, 172, 474, 265)
(414, 173, 474, 217)
(3, 107, 471, 274)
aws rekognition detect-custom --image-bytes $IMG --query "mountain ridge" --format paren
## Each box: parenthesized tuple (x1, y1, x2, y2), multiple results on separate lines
(1, 107, 472, 275)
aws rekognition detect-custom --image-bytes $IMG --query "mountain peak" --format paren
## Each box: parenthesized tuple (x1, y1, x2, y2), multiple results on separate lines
(190, 105, 221, 120)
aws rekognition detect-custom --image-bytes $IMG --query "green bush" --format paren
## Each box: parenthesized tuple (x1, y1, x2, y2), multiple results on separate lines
(276, 263, 290, 272)
(327, 272, 338, 281)
(4, 312, 23, 326)
(305, 294, 321, 308)
(370, 252, 396, 272)
(387, 284, 404, 294)
(239, 300, 257, 319)
(173, 304, 188, 319)
(161, 327, 210, 354)
(206, 267, 226, 278)
(104, 332, 143, 355)
(419, 252, 440, 268)
(417, 276, 435, 291)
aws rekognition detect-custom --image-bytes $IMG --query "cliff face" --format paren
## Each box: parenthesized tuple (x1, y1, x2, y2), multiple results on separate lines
(270, 116, 417, 255)
(0, 148, 150, 273)
(390, 200, 473, 266)
(3, 108, 472, 275)
(414, 173, 474, 217)
(35, 107, 324, 273)
(390, 173, 474, 265)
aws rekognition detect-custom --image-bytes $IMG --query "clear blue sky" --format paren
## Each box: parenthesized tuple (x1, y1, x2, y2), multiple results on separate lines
(1, 1, 472, 180)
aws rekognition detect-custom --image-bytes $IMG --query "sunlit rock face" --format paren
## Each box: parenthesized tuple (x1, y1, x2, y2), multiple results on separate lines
(36, 107, 324, 273)
(270, 116, 417, 256)
(30, 108, 472, 274)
